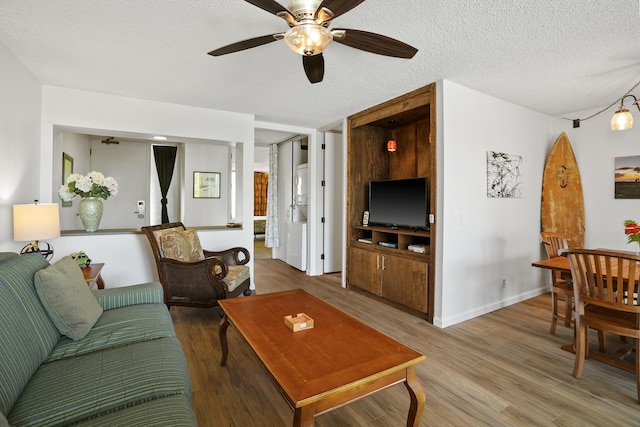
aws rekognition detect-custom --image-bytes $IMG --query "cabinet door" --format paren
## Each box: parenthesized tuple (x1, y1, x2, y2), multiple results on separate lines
(382, 255, 428, 312)
(348, 247, 382, 296)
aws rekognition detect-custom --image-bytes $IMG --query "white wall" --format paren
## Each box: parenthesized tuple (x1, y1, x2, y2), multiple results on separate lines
(437, 80, 555, 327)
(554, 107, 640, 251)
(183, 142, 230, 226)
(0, 42, 42, 249)
(32, 86, 255, 287)
(254, 145, 269, 173)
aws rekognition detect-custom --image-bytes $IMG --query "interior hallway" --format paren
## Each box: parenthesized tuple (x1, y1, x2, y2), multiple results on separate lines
(253, 235, 271, 260)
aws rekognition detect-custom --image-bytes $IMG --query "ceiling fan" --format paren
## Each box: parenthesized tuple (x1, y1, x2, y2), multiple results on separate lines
(208, 0, 418, 83)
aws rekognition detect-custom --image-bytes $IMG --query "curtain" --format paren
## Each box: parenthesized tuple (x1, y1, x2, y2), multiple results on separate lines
(153, 145, 178, 224)
(254, 172, 268, 216)
(265, 144, 279, 248)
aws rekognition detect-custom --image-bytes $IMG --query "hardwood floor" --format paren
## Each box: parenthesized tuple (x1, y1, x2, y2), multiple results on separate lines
(170, 259, 638, 426)
(253, 235, 272, 260)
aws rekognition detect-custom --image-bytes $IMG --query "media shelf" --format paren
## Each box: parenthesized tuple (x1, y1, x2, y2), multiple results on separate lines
(352, 225, 430, 259)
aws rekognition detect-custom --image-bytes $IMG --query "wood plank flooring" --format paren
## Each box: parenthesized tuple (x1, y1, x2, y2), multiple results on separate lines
(170, 259, 638, 426)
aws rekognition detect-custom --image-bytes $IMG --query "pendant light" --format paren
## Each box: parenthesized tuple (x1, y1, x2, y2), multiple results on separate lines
(611, 95, 639, 130)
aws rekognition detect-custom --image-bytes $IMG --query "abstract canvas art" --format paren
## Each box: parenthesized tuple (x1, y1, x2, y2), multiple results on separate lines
(487, 151, 522, 198)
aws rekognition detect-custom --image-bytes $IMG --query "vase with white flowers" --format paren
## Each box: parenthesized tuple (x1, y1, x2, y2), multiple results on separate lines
(58, 171, 119, 232)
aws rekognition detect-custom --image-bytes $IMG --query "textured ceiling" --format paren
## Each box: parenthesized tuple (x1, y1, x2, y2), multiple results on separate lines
(1, 0, 639, 132)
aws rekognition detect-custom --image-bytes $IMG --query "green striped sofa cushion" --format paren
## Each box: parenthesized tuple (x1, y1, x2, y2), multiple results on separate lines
(8, 337, 192, 426)
(0, 253, 59, 415)
(0, 252, 19, 263)
(73, 394, 197, 426)
(47, 303, 176, 362)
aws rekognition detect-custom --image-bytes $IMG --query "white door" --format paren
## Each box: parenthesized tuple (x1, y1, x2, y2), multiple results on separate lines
(323, 131, 344, 273)
(273, 141, 293, 262)
(90, 139, 149, 229)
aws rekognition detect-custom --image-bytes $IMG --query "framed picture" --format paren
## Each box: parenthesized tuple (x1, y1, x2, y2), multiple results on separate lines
(615, 155, 640, 199)
(486, 151, 523, 198)
(193, 171, 221, 198)
(62, 153, 74, 207)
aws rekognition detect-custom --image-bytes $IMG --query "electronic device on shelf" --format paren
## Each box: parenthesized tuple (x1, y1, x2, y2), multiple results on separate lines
(362, 210, 369, 226)
(368, 178, 429, 230)
(378, 242, 397, 248)
(408, 244, 428, 253)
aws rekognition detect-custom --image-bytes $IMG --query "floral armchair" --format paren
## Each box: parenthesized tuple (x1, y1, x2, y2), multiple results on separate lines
(142, 222, 251, 309)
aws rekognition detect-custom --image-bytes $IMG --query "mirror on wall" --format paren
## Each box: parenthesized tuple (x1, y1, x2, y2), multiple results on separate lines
(52, 127, 240, 231)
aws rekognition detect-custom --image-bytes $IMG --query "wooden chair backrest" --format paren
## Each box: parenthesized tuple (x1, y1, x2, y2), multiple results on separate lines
(565, 248, 640, 312)
(540, 233, 570, 259)
(541, 233, 571, 282)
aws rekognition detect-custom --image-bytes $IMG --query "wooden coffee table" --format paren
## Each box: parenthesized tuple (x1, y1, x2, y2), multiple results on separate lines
(219, 289, 426, 426)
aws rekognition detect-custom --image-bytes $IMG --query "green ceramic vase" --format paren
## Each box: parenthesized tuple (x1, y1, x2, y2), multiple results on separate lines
(79, 197, 103, 232)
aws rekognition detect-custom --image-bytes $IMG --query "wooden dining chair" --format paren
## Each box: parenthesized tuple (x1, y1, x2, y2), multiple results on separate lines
(564, 248, 640, 403)
(540, 232, 574, 334)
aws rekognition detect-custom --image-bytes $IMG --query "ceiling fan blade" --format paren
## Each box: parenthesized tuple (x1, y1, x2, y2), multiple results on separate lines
(245, 0, 296, 25)
(303, 54, 324, 84)
(315, 0, 365, 20)
(332, 28, 418, 58)
(208, 34, 281, 56)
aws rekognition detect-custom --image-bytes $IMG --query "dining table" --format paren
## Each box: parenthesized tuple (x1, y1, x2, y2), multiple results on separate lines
(531, 255, 570, 273)
(531, 252, 637, 374)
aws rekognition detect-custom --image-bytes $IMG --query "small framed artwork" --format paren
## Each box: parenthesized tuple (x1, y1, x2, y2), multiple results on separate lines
(193, 171, 221, 198)
(615, 155, 640, 199)
(486, 151, 523, 198)
(62, 153, 74, 207)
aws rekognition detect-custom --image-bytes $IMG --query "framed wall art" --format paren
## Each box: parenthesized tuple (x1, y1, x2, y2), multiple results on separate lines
(614, 155, 640, 199)
(62, 152, 74, 207)
(193, 171, 221, 198)
(486, 151, 523, 198)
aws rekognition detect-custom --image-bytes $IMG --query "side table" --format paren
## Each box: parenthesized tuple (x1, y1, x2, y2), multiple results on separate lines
(82, 263, 105, 290)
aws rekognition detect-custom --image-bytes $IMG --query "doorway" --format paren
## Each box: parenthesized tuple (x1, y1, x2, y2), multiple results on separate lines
(254, 145, 271, 260)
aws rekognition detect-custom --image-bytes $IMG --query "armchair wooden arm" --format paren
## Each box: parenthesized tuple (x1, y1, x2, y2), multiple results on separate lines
(204, 247, 250, 266)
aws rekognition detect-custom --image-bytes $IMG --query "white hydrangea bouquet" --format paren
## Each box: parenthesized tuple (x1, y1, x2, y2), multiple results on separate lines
(58, 171, 119, 202)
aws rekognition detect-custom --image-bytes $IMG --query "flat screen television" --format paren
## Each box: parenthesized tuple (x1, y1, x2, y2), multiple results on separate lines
(368, 178, 428, 229)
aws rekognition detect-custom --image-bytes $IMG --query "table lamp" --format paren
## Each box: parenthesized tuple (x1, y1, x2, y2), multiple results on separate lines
(13, 201, 60, 260)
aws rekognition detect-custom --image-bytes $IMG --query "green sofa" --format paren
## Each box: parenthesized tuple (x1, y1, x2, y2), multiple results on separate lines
(0, 252, 197, 426)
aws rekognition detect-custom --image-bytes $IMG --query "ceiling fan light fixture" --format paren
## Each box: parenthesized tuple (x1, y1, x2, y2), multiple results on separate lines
(284, 24, 332, 56)
(611, 106, 633, 130)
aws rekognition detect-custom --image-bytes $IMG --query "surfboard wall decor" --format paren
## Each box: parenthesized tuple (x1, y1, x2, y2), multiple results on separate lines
(540, 132, 585, 248)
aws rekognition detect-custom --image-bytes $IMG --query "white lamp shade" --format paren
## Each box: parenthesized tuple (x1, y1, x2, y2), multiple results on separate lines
(284, 24, 332, 56)
(611, 108, 634, 130)
(13, 203, 61, 242)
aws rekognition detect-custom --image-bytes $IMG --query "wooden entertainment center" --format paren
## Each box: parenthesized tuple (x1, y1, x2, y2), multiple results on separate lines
(346, 83, 436, 323)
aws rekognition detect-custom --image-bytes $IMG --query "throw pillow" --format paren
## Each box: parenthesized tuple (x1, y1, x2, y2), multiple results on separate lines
(34, 256, 103, 341)
(152, 227, 182, 257)
(159, 228, 205, 262)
